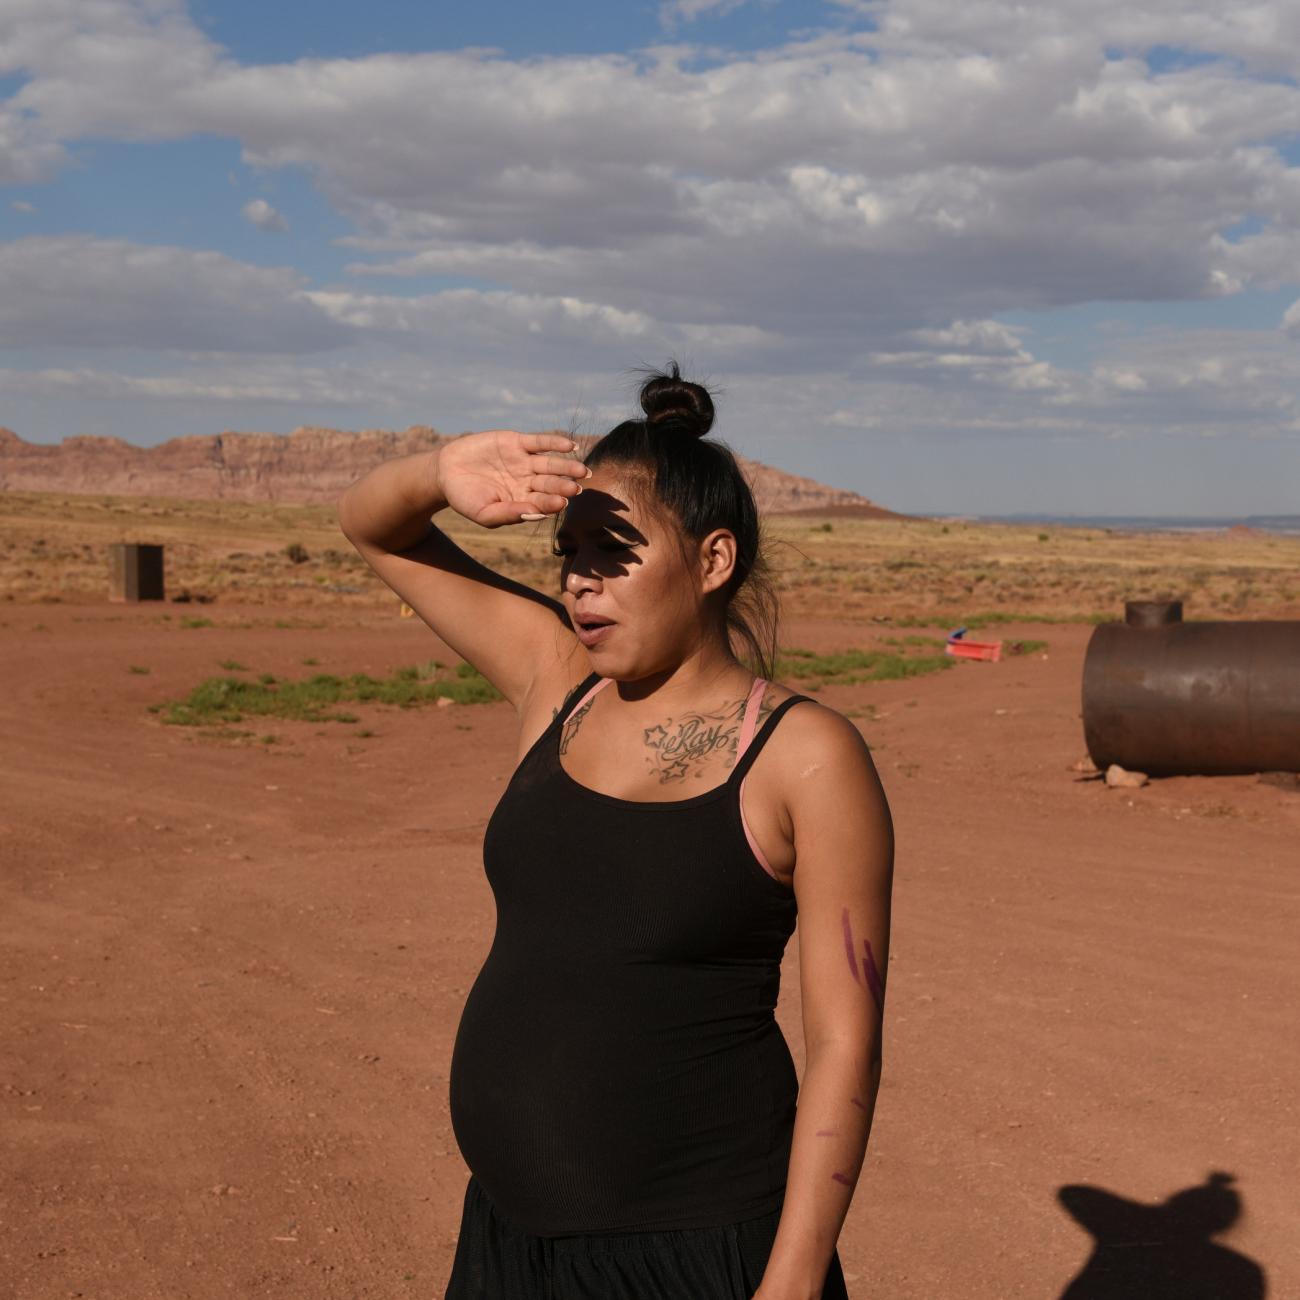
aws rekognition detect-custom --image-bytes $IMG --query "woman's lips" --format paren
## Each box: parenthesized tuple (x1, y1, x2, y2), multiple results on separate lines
(576, 621, 615, 648)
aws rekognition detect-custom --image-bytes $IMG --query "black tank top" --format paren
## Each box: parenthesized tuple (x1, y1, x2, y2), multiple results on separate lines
(448, 670, 815, 1236)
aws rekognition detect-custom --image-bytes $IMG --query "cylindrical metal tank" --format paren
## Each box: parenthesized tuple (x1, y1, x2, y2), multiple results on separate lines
(1082, 601, 1300, 776)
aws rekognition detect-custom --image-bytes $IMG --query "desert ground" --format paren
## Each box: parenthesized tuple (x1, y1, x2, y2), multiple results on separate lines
(2, 493, 1298, 1299)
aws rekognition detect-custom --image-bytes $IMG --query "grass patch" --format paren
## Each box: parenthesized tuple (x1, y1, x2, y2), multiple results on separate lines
(158, 659, 499, 727)
(1005, 638, 1049, 655)
(127, 664, 151, 675)
(776, 646, 954, 688)
(880, 634, 947, 648)
(843, 704, 881, 722)
(219, 659, 249, 671)
(892, 610, 1113, 629)
(194, 726, 256, 744)
(180, 616, 214, 629)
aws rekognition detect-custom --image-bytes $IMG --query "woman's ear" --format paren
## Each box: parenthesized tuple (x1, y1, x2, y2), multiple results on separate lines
(698, 528, 737, 596)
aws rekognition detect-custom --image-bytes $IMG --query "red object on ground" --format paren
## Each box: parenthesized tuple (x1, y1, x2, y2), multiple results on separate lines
(946, 636, 1003, 662)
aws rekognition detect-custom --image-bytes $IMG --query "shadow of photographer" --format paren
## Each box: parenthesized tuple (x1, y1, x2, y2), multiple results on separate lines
(1057, 1171, 1265, 1298)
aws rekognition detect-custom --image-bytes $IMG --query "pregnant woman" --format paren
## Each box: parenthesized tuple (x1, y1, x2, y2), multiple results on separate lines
(338, 364, 894, 1299)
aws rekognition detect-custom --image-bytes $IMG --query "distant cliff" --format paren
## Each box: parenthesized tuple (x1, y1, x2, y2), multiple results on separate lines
(0, 425, 904, 518)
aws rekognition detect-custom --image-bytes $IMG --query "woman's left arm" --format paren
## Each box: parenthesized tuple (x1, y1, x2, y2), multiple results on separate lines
(755, 707, 895, 1300)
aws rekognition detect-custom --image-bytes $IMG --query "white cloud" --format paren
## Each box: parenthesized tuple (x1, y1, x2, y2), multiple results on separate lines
(659, 0, 753, 27)
(0, 364, 364, 405)
(2, 3, 1297, 348)
(2, 0, 1300, 476)
(1098, 368, 1149, 392)
(1078, 327, 1300, 432)
(242, 198, 288, 232)
(831, 0, 1300, 75)
(0, 100, 67, 183)
(869, 319, 1070, 397)
(907, 320, 1026, 355)
(0, 355, 627, 431)
(308, 288, 653, 342)
(180, 40, 1293, 352)
(0, 236, 350, 353)
(1, 0, 222, 140)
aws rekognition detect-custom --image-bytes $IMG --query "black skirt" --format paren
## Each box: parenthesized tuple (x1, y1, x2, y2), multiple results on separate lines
(444, 1175, 851, 1300)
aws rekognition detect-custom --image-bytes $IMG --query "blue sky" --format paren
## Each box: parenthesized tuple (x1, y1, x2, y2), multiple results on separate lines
(2, 0, 1299, 514)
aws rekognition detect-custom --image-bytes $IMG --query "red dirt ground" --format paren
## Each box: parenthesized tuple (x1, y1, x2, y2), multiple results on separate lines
(2, 603, 1297, 1299)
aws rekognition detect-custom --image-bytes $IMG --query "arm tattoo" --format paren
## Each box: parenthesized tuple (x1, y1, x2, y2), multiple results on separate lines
(841, 906, 885, 1013)
(861, 939, 885, 1013)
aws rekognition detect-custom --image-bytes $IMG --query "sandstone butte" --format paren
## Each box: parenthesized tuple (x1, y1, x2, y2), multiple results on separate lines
(0, 426, 906, 519)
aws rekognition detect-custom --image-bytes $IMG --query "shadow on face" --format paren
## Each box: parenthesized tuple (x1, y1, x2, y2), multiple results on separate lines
(553, 471, 705, 662)
(553, 475, 652, 584)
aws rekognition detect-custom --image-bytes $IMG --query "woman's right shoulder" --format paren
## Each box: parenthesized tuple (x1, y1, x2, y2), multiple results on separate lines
(514, 658, 598, 758)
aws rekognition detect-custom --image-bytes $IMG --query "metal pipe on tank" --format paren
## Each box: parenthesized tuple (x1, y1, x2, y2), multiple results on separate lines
(1082, 601, 1300, 776)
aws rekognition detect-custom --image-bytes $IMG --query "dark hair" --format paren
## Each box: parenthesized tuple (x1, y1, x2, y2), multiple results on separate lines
(566, 361, 780, 681)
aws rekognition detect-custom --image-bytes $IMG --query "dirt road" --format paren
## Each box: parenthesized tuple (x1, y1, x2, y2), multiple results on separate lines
(3, 604, 1296, 1298)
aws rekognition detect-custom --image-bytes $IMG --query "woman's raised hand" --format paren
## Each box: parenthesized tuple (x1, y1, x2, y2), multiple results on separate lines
(438, 430, 591, 528)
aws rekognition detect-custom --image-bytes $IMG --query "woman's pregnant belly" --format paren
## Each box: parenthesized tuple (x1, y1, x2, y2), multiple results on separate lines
(447, 949, 798, 1236)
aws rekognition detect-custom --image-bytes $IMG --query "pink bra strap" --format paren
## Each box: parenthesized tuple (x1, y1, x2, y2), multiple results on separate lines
(736, 677, 767, 761)
(563, 675, 612, 724)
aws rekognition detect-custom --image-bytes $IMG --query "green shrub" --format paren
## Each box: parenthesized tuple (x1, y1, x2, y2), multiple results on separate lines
(776, 646, 954, 687)
(158, 661, 501, 727)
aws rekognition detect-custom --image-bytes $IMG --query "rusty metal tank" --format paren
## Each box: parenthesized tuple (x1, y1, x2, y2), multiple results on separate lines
(1082, 601, 1300, 776)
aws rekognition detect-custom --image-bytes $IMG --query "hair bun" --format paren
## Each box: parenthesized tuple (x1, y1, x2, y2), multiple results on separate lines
(640, 362, 714, 438)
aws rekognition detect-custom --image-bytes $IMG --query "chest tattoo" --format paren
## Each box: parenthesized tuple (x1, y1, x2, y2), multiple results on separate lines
(553, 686, 774, 785)
(557, 689, 774, 787)
(557, 698, 595, 758)
(644, 699, 747, 785)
